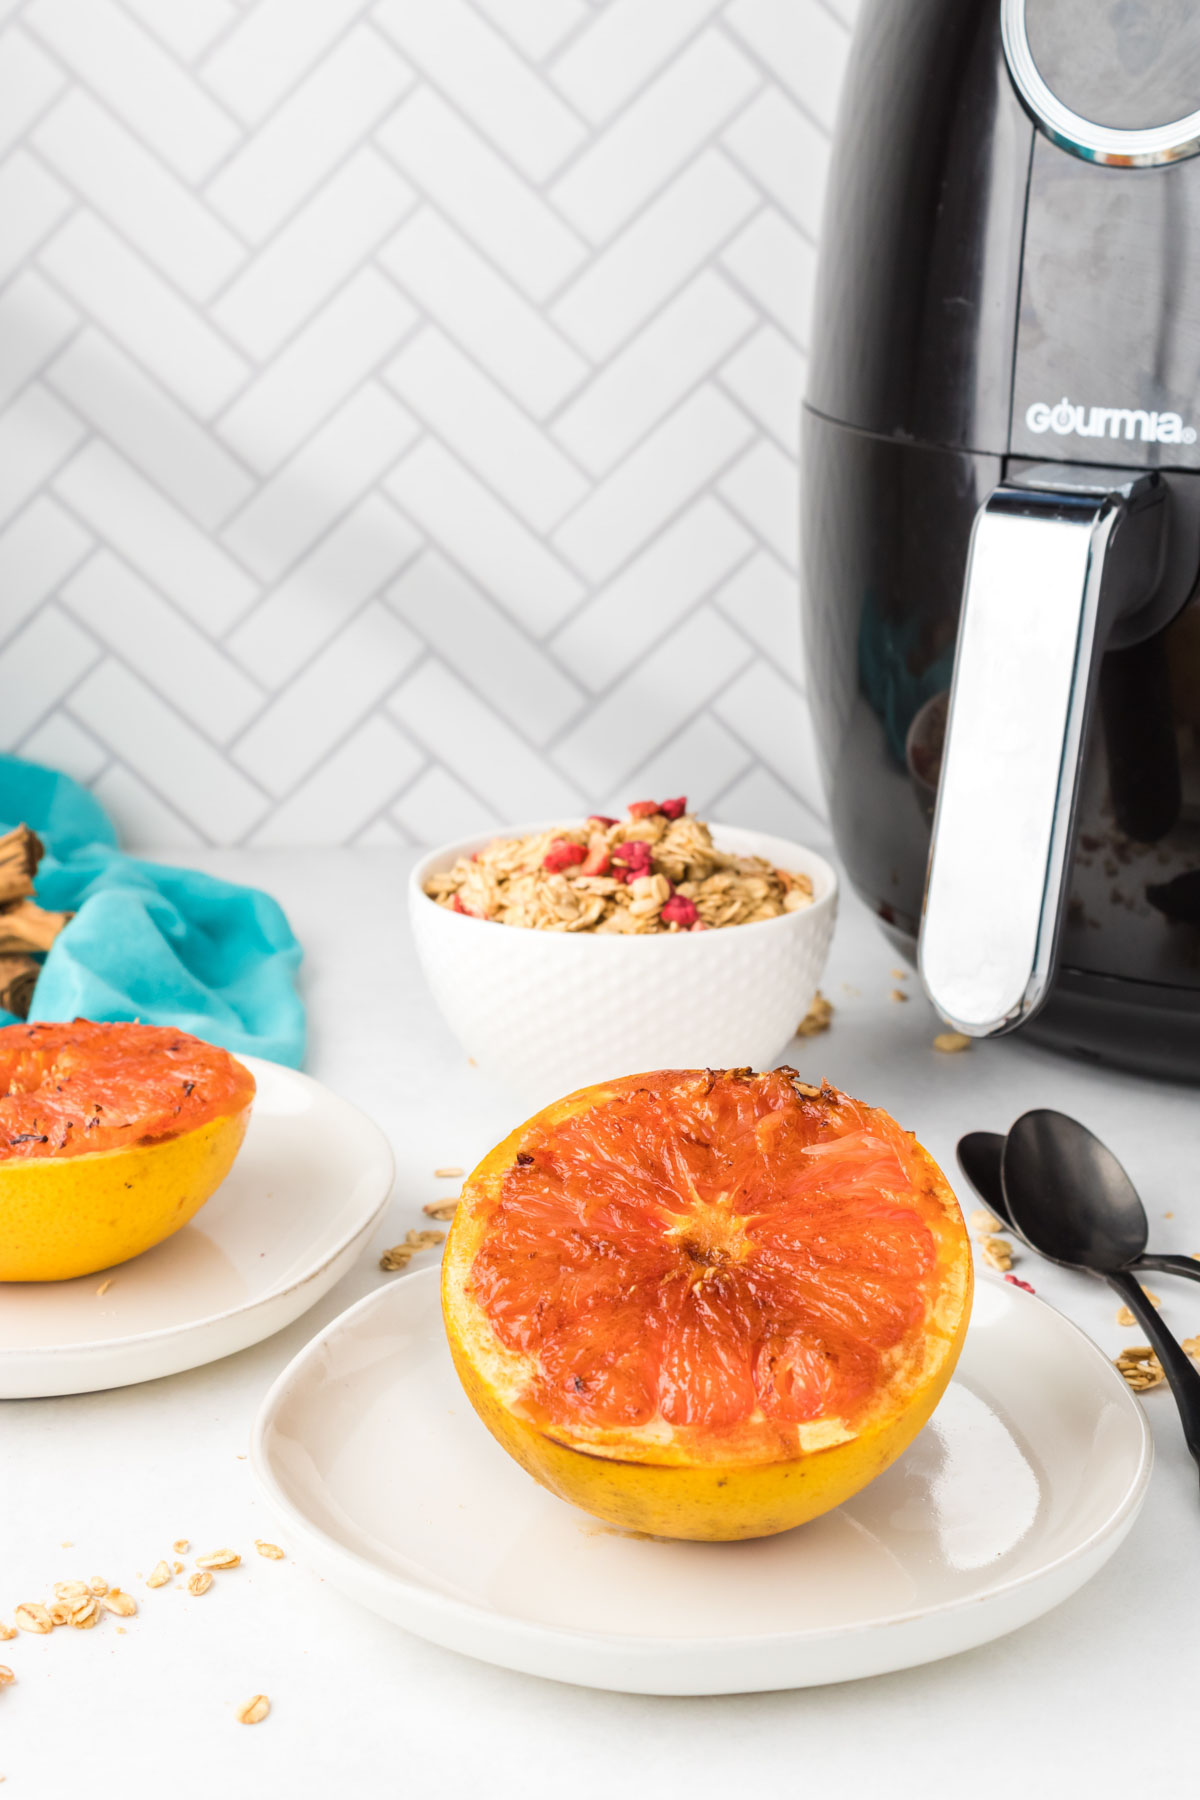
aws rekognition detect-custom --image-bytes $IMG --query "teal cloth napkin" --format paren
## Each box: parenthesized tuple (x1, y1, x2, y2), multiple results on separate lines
(0, 756, 305, 1067)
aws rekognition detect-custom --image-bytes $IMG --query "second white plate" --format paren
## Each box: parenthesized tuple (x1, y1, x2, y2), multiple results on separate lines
(0, 1056, 395, 1399)
(251, 1268, 1151, 1695)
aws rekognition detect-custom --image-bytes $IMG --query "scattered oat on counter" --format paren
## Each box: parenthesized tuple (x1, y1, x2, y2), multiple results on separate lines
(14, 1604, 51, 1635)
(237, 1695, 270, 1725)
(423, 1199, 458, 1221)
(969, 1209, 1002, 1237)
(255, 1541, 284, 1560)
(1116, 1293, 1161, 1326)
(933, 1031, 972, 1053)
(425, 798, 814, 935)
(796, 991, 833, 1037)
(172, 1540, 189, 1554)
(96, 1278, 113, 1297)
(890, 968, 908, 980)
(195, 1550, 240, 1571)
(187, 1573, 212, 1597)
(889, 989, 908, 1003)
(380, 1228, 445, 1273)
(981, 1236, 1014, 1272)
(0, 1624, 15, 1644)
(102, 1590, 136, 1617)
(433, 1165, 464, 1179)
(146, 1561, 170, 1589)
(1115, 1345, 1165, 1392)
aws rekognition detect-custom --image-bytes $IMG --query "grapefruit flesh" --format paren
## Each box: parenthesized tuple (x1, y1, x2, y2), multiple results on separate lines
(0, 1021, 256, 1281)
(443, 1068, 971, 1540)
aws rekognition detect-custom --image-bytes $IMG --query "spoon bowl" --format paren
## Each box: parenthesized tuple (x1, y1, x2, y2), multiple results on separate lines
(955, 1131, 1011, 1229)
(1001, 1110, 1149, 1272)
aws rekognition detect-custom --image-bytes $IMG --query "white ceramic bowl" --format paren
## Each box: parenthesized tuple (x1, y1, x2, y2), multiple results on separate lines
(409, 822, 837, 1104)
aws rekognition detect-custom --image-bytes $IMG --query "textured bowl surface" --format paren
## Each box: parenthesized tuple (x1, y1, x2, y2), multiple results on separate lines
(409, 823, 837, 1102)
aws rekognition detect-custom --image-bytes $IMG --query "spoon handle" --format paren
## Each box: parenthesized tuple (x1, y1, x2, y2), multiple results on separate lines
(1107, 1268, 1200, 1476)
(1136, 1252, 1200, 1285)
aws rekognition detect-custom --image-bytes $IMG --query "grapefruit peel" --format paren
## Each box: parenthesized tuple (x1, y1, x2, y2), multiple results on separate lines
(0, 1021, 255, 1283)
(442, 1068, 971, 1541)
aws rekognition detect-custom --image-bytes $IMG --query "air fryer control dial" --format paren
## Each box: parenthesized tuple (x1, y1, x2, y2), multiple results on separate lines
(1003, 0, 1200, 165)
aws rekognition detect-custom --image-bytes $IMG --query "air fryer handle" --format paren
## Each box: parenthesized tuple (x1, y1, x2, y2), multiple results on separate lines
(918, 467, 1167, 1037)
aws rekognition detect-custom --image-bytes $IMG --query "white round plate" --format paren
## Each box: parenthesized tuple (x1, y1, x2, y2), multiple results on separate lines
(0, 1057, 394, 1399)
(251, 1268, 1151, 1695)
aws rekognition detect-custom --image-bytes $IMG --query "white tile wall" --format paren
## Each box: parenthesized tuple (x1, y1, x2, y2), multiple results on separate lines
(0, 0, 861, 847)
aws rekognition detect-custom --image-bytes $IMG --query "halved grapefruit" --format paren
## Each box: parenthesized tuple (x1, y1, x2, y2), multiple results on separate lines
(0, 1020, 256, 1281)
(443, 1067, 971, 1540)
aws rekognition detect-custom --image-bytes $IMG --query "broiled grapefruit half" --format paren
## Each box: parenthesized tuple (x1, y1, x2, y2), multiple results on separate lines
(0, 1020, 255, 1282)
(443, 1067, 971, 1541)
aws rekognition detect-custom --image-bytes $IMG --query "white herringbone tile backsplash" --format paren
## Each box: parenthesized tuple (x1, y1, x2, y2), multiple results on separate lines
(0, 0, 857, 848)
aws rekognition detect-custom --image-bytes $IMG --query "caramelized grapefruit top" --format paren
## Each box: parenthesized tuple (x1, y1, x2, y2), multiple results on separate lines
(446, 1068, 970, 1466)
(0, 1020, 256, 1162)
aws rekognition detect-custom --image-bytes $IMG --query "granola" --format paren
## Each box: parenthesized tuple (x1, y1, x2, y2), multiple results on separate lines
(424, 798, 814, 936)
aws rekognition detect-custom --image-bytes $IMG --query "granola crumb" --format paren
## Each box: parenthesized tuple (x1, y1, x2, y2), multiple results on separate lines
(1183, 1335, 1200, 1359)
(423, 1199, 458, 1221)
(796, 992, 833, 1037)
(0, 1624, 15, 1643)
(1115, 1345, 1165, 1392)
(1116, 1293, 1161, 1326)
(237, 1695, 270, 1725)
(96, 1278, 113, 1297)
(433, 1165, 464, 1179)
(172, 1562, 184, 1575)
(380, 1228, 446, 1273)
(933, 1031, 972, 1053)
(981, 1236, 1014, 1272)
(89, 1578, 108, 1596)
(889, 988, 908, 1003)
(890, 967, 908, 980)
(172, 1540, 189, 1554)
(969, 1209, 1002, 1237)
(0, 1667, 14, 1686)
(254, 1542, 285, 1560)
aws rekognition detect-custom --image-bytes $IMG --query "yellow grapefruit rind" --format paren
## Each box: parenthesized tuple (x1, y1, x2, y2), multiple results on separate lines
(442, 1074, 972, 1542)
(0, 1107, 251, 1282)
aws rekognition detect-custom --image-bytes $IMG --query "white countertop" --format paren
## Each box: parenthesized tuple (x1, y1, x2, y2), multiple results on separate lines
(5, 848, 1200, 1800)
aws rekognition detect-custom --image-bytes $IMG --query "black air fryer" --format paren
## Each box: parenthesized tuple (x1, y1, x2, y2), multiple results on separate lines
(802, 0, 1200, 1078)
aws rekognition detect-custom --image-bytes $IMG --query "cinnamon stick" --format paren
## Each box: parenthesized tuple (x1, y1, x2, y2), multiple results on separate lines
(0, 825, 43, 906)
(0, 899, 72, 956)
(0, 954, 39, 1018)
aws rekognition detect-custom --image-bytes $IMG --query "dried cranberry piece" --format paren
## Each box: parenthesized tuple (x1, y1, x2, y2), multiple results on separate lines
(543, 839, 587, 873)
(587, 814, 618, 829)
(1004, 1274, 1035, 1293)
(661, 894, 698, 928)
(452, 894, 479, 918)
(659, 796, 687, 820)
(611, 840, 653, 883)
(627, 800, 660, 820)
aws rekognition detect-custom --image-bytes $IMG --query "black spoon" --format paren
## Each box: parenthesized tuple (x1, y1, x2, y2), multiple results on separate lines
(957, 1129, 1200, 1286)
(1002, 1109, 1200, 1484)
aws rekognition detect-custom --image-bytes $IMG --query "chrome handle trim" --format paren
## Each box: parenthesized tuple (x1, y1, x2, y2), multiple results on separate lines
(918, 472, 1165, 1038)
(1002, 0, 1200, 167)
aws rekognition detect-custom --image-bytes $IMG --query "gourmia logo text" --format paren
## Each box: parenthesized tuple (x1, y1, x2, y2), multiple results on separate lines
(1026, 396, 1198, 446)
